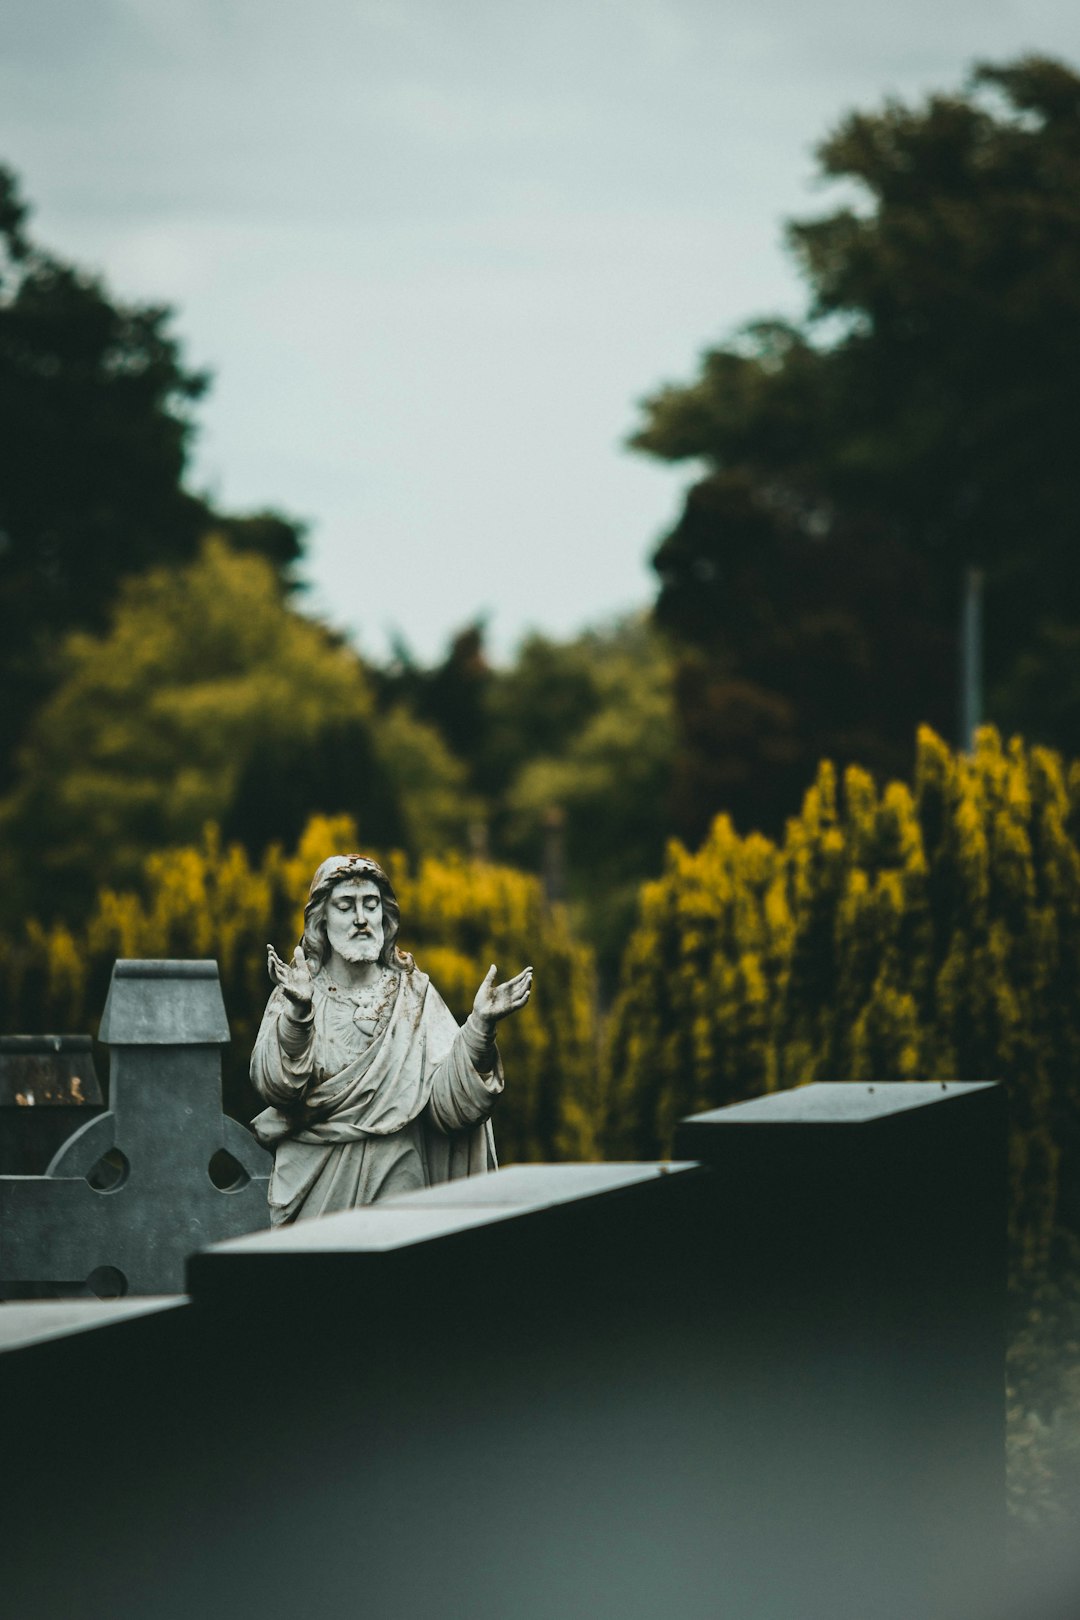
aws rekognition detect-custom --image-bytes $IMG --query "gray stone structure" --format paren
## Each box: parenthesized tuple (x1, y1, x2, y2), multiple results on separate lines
(0, 960, 270, 1297)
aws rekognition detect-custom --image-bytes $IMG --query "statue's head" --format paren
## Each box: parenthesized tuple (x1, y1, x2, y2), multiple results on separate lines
(301, 854, 410, 972)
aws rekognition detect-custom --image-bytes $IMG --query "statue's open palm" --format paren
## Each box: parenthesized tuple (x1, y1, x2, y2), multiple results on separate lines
(472, 964, 533, 1029)
(267, 943, 315, 1013)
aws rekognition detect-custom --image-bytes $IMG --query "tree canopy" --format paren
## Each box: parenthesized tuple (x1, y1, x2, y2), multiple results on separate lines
(498, 619, 677, 974)
(0, 539, 471, 923)
(632, 55, 1080, 839)
(380, 617, 679, 975)
(0, 162, 303, 781)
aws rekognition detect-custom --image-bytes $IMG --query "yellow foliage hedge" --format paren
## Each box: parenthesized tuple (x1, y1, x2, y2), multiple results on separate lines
(606, 727, 1080, 1273)
(0, 815, 600, 1164)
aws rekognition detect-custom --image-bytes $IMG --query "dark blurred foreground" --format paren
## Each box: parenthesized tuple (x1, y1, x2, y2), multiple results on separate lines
(1, 1081, 1010, 1620)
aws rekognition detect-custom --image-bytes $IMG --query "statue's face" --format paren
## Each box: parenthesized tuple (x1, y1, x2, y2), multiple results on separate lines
(325, 877, 385, 965)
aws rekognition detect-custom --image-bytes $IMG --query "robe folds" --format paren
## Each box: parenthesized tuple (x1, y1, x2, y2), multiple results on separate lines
(250, 963, 502, 1225)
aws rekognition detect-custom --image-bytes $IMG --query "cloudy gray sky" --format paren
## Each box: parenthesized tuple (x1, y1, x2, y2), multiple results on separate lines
(3, 0, 1079, 661)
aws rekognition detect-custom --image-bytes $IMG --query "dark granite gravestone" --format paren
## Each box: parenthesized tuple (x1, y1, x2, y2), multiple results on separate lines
(0, 1034, 104, 1175)
(675, 1080, 1007, 1620)
(0, 960, 270, 1297)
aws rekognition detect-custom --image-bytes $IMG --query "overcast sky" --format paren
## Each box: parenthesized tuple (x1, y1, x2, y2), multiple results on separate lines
(3, 0, 1080, 662)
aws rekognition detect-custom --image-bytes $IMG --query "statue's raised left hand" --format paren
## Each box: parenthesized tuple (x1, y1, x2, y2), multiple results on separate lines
(267, 942, 315, 1017)
(471, 963, 533, 1032)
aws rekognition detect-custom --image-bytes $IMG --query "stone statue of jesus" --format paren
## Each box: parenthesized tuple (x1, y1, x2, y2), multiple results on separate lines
(250, 854, 532, 1225)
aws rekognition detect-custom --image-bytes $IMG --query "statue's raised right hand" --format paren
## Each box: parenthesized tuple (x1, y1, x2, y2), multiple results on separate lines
(267, 943, 315, 1016)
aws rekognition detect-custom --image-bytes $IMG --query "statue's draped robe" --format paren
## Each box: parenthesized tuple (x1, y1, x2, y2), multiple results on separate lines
(250, 964, 501, 1224)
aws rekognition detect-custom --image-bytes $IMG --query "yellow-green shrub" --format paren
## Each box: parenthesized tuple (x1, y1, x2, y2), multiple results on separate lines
(606, 727, 1080, 1273)
(0, 816, 600, 1164)
(385, 851, 599, 1161)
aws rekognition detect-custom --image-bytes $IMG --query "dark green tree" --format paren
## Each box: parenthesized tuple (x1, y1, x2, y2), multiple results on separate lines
(376, 622, 493, 788)
(0, 162, 303, 781)
(499, 618, 677, 979)
(632, 56, 1080, 839)
(374, 618, 678, 979)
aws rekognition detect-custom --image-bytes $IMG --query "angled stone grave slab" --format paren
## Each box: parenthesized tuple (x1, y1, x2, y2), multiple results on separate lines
(0, 960, 270, 1297)
(187, 1158, 701, 1301)
(0, 1295, 185, 1354)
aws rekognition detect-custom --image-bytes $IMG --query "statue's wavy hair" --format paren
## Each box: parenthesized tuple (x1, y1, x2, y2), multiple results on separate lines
(300, 854, 413, 972)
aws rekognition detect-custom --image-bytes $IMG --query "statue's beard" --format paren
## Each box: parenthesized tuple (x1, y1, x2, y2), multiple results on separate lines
(336, 932, 383, 963)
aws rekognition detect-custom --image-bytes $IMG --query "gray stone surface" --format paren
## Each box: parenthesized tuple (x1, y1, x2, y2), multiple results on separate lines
(682, 1077, 995, 1128)
(193, 1161, 701, 1270)
(99, 958, 231, 1044)
(0, 959, 270, 1296)
(0, 1296, 182, 1352)
(385, 1159, 694, 1208)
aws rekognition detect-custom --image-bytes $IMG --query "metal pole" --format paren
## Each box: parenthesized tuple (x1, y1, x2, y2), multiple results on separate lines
(541, 805, 566, 905)
(960, 566, 984, 752)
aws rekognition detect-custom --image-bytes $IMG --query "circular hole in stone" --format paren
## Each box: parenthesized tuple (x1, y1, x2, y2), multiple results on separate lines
(208, 1149, 251, 1192)
(86, 1148, 130, 1192)
(85, 1265, 128, 1299)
